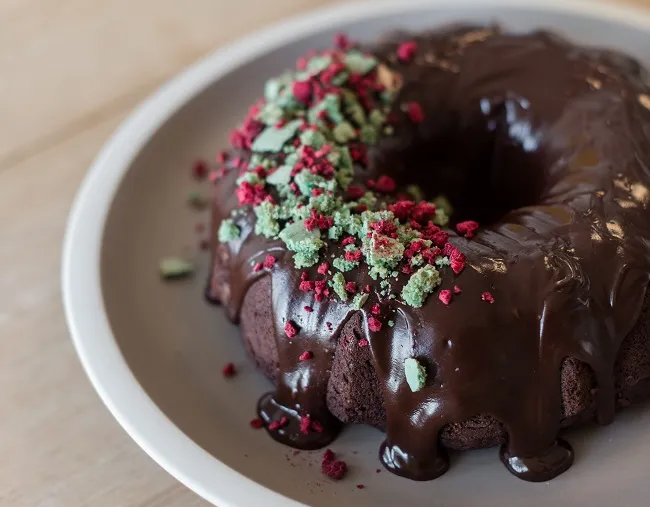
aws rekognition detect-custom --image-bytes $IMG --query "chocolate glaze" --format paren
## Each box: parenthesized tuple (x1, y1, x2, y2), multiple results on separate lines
(207, 26, 650, 481)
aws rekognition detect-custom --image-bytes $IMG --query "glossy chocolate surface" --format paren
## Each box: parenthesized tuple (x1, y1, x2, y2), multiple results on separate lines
(208, 26, 650, 481)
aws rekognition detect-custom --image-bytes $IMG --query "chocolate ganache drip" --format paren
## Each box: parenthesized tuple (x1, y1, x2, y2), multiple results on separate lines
(207, 26, 650, 481)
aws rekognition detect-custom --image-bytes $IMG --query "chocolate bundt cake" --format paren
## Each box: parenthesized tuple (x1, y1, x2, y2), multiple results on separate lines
(207, 26, 650, 482)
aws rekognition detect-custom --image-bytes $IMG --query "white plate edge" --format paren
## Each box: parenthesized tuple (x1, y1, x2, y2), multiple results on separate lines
(61, 1, 650, 506)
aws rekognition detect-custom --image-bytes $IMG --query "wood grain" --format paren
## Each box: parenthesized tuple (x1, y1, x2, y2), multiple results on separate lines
(1, 0, 648, 505)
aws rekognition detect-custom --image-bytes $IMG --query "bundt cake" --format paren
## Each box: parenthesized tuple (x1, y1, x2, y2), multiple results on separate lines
(207, 25, 650, 482)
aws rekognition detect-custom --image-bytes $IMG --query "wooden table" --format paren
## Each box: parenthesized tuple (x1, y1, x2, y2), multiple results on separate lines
(1, 1, 648, 505)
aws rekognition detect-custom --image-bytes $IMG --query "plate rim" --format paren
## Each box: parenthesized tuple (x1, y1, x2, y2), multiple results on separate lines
(62, 1, 650, 505)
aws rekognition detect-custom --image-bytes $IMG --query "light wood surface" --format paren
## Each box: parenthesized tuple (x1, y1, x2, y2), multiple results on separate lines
(2, 1, 649, 505)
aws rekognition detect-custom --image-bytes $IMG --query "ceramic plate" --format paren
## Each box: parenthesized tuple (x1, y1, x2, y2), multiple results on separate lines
(62, 1, 650, 505)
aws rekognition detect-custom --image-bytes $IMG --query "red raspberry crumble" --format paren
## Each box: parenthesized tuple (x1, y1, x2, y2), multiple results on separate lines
(300, 415, 312, 434)
(292, 80, 312, 104)
(249, 418, 264, 429)
(439, 289, 452, 305)
(322, 449, 335, 463)
(334, 32, 351, 50)
(284, 321, 298, 338)
(407, 101, 425, 124)
(358, 339, 369, 347)
(482, 291, 495, 303)
(263, 255, 276, 269)
(268, 417, 289, 431)
(397, 40, 418, 62)
(345, 281, 357, 294)
(454, 285, 462, 294)
(222, 363, 236, 377)
(299, 280, 315, 291)
(347, 186, 365, 199)
(374, 175, 396, 193)
(456, 220, 480, 239)
(192, 159, 209, 179)
(317, 262, 329, 275)
(321, 450, 348, 480)
(298, 351, 313, 361)
(368, 317, 382, 332)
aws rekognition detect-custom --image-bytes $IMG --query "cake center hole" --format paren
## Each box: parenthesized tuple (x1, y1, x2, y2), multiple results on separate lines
(387, 99, 547, 227)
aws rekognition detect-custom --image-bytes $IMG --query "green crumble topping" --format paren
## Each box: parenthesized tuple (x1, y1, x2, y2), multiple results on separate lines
(278, 221, 323, 268)
(333, 256, 358, 272)
(404, 357, 427, 392)
(352, 293, 369, 309)
(159, 257, 194, 279)
(216, 39, 475, 310)
(254, 201, 280, 238)
(330, 272, 348, 301)
(218, 219, 240, 242)
(401, 265, 441, 308)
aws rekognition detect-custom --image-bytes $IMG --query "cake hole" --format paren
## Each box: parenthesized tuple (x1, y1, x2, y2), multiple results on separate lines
(380, 98, 547, 226)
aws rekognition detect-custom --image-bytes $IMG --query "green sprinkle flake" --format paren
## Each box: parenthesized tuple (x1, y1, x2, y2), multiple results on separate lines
(333, 122, 357, 144)
(159, 257, 194, 279)
(300, 129, 326, 148)
(257, 103, 284, 125)
(401, 265, 441, 308)
(369, 109, 385, 127)
(295, 169, 336, 197)
(254, 201, 280, 238)
(343, 51, 377, 75)
(406, 184, 425, 202)
(218, 219, 240, 242)
(188, 191, 208, 210)
(434, 256, 451, 268)
(433, 195, 454, 216)
(333, 256, 358, 272)
(251, 120, 302, 153)
(265, 164, 293, 188)
(278, 221, 323, 268)
(388, 320, 395, 327)
(330, 272, 348, 301)
(352, 293, 369, 309)
(404, 357, 427, 392)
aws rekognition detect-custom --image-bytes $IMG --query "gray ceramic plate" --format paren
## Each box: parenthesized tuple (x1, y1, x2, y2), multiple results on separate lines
(63, 1, 650, 505)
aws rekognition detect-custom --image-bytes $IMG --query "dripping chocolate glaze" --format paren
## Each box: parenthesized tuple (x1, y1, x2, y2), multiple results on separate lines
(207, 26, 650, 481)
